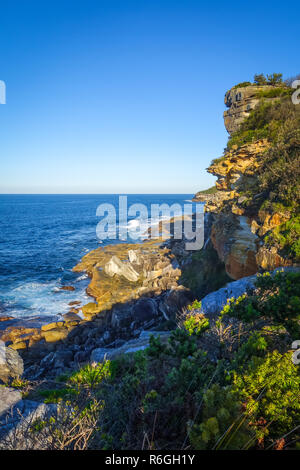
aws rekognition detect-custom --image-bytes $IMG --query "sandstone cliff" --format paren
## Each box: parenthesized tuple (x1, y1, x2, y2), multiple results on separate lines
(195, 82, 299, 280)
(224, 84, 278, 134)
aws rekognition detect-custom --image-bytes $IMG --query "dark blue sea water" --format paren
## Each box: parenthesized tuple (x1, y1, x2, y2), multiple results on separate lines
(0, 194, 193, 320)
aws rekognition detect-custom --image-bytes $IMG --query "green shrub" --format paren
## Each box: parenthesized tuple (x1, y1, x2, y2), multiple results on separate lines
(39, 388, 76, 404)
(233, 81, 252, 88)
(187, 299, 202, 311)
(184, 313, 209, 336)
(265, 216, 300, 261)
(232, 350, 300, 444)
(69, 362, 111, 389)
(195, 185, 217, 195)
(257, 87, 292, 98)
(188, 384, 251, 450)
(220, 271, 300, 337)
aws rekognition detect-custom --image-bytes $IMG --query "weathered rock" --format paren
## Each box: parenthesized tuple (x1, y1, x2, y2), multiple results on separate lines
(132, 298, 158, 323)
(41, 321, 65, 332)
(63, 312, 81, 322)
(73, 240, 183, 323)
(53, 349, 73, 366)
(10, 341, 27, 351)
(41, 327, 69, 343)
(199, 266, 299, 319)
(256, 246, 293, 271)
(0, 394, 57, 448)
(0, 388, 22, 415)
(59, 285, 75, 291)
(208, 140, 269, 197)
(128, 250, 141, 265)
(224, 85, 277, 134)
(81, 302, 102, 320)
(111, 304, 133, 329)
(90, 330, 170, 363)
(0, 346, 24, 383)
(258, 209, 290, 237)
(74, 351, 89, 363)
(211, 214, 258, 279)
(104, 255, 140, 282)
(0, 316, 15, 322)
(163, 286, 193, 314)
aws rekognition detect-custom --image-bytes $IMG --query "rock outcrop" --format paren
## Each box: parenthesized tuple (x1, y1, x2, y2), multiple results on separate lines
(0, 387, 57, 449)
(193, 84, 298, 279)
(224, 84, 274, 134)
(0, 346, 24, 383)
(210, 214, 259, 279)
(73, 239, 185, 320)
(104, 255, 140, 282)
(90, 330, 170, 363)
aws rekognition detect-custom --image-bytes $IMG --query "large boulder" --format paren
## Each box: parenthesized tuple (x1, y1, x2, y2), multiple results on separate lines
(132, 298, 158, 323)
(0, 392, 57, 448)
(0, 387, 22, 415)
(104, 255, 140, 282)
(0, 345, 24, 383)
(111, 304, 133, 329)
(199, 266, 299, 319)
(90, 330, 170, 363)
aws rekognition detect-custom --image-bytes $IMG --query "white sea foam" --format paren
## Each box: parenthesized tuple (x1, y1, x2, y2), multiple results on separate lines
(3, 279, 89, 319)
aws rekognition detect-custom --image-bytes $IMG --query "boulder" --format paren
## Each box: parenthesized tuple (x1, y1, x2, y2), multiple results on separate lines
(163, 286, 192, 314)
(81, 302, 101, 319)
(0, 346, 24, 383)
(128, 250, 141, 265)
(41, 321, 65, 332)
(132, 298, 158, 323)
(59, 285, 75, 291)
(41, 327, 69, 343)
(0, 387, 22, 415)
(63, 312, 81, 322)
(199, 266, 299, 319)
(90, 331, 170, 363)
(111, 304, 133, 329)
(0, 395, 57, 448)
(104, 256, 140, 282)
(0, 316, 15, 322)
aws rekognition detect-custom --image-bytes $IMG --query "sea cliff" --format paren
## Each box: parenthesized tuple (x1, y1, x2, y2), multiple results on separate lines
(1, 75, 299, 450)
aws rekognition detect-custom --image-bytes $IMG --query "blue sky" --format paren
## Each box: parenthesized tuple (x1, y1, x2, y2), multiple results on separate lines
(0, 0, 299, 194)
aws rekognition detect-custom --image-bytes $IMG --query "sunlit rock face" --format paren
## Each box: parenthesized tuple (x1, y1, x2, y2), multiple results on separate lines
(223, 85, 274, 134)
(193, 83, 297, 279)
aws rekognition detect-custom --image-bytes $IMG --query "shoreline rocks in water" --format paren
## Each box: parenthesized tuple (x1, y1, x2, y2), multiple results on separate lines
(0, 236, 194, 381)
(59, 285, 75, 291)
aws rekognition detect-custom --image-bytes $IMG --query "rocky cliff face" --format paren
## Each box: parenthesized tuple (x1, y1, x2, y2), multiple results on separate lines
(224, 84, 273, 134)
(195, 85, 295, 280)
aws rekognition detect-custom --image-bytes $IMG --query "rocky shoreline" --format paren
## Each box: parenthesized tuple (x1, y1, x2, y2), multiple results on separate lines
(1, 78, 299, 449)
(0, 232, 196, 382)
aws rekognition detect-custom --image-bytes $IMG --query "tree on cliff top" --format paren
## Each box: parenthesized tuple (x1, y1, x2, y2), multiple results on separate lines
(254, 73, 283, 86)
(254, 74, 267, 85)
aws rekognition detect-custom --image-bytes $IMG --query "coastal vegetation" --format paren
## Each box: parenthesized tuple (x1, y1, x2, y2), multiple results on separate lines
(1, 74, 299, 451)
(9, 270, 299, 450)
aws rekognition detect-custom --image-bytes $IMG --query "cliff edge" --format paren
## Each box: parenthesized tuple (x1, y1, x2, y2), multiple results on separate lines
(194, 81, 299, 279)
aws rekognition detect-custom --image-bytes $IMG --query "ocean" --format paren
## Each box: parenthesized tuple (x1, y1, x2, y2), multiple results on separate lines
(0, 194, 193, 321)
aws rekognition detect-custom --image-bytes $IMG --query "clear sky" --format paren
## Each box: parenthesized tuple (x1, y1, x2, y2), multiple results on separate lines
(0, 0, 299, 194)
